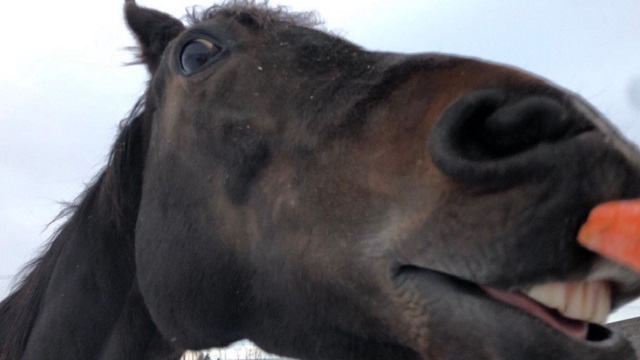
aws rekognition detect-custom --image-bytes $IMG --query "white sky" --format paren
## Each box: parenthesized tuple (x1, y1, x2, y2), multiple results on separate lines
(0, 0, 639, 348)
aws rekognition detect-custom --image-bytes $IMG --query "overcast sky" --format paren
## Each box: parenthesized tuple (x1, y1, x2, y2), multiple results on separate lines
(1, 0, 639, 332)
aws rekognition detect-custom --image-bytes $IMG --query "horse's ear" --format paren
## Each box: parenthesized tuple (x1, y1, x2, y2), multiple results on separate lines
(124, 0, 185, 73)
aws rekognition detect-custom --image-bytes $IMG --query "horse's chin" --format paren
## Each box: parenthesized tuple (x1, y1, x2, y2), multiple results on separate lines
(392, 267, 636, 360)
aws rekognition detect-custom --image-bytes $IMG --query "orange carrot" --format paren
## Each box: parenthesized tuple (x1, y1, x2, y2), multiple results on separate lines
(578, 200, 640, 273)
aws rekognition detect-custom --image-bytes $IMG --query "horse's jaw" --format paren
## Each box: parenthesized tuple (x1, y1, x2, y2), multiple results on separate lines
(391, 267, 636, 360)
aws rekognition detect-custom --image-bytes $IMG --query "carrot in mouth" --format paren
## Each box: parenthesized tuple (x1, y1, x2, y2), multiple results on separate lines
(578, 200, 640, 273)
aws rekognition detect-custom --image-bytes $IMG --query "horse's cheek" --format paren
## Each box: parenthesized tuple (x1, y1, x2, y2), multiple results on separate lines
(133, 169, 248, 347)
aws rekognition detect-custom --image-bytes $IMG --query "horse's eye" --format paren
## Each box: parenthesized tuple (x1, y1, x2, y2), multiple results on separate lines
(180, 38, 221, 74)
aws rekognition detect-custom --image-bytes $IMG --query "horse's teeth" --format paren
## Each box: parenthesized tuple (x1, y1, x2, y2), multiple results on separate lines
(524, 281, 611, 324)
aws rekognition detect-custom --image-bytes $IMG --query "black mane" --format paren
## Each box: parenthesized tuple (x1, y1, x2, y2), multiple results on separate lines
(0, 99, 146, 360)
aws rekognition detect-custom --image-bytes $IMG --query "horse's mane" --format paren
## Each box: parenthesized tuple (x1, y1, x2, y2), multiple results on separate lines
(0, 99, 147, 359)
(185, 0, 323, 29)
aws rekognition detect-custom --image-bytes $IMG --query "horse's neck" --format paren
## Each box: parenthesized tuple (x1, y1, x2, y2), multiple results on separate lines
(0, 176, 180, 360)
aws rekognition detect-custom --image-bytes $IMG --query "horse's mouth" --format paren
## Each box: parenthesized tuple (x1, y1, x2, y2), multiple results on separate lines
(482, 282, 612, 342)
(393, 266, 634, 358)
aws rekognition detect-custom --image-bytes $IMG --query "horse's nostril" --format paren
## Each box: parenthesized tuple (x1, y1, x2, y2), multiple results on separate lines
(429, 89, 578, 186)
(479, 96, 570, 157)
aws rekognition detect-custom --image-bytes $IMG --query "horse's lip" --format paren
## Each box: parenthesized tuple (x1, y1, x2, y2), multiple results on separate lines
(392, 265, 632, 353)
(482, 286, 591, 340)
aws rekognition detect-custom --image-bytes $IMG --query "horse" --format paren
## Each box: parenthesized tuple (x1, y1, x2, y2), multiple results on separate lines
(1, 1, 640, 359)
